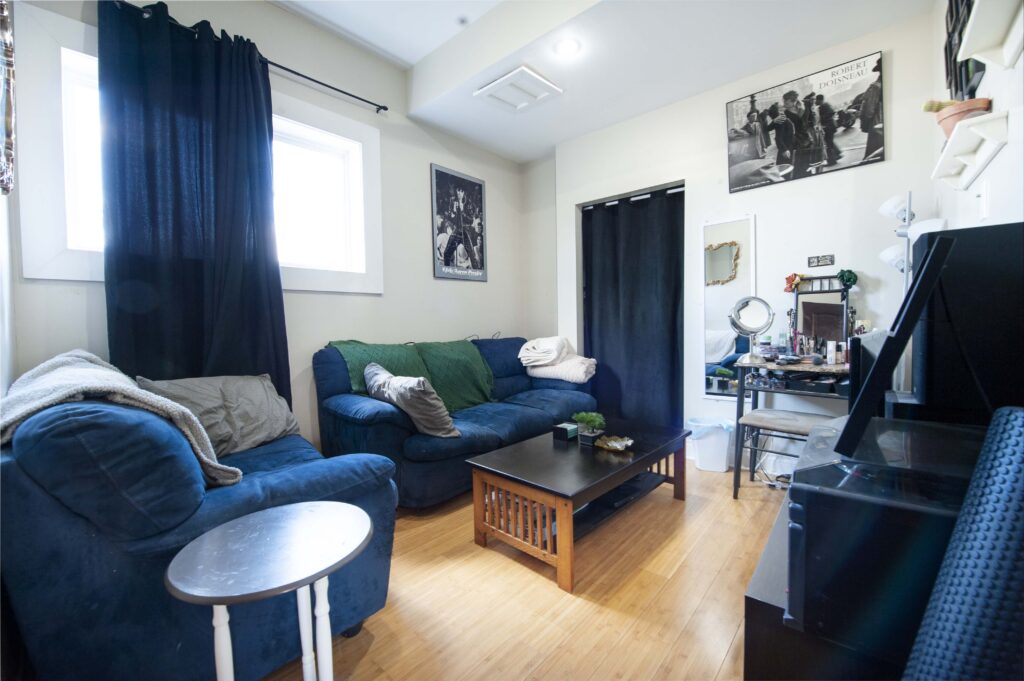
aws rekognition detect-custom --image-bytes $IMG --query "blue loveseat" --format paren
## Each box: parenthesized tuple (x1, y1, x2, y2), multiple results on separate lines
(0, 401, 397, 681)
(313, 337, 598, 508)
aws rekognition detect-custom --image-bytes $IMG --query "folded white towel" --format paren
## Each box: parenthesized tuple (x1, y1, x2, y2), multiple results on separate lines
(518, 336, 572, 367)
(527, 355, 597, 384)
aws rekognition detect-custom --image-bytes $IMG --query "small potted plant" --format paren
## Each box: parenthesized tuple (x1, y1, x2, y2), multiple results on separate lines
(572, 411, 606, 447)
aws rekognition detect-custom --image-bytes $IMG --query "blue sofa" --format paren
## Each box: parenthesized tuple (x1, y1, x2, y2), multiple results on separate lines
(313, 337, 598, 508)
(0, 400, 397, 681)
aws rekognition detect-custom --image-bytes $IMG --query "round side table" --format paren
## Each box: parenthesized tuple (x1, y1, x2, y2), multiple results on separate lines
(165, 501, 372, 681)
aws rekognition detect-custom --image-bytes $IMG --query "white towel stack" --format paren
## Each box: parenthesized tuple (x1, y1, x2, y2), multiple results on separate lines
(518, 337, 597, 384)
(517, 336, 571, 367)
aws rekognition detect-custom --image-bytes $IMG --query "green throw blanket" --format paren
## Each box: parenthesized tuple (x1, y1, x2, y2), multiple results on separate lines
(330, 339, 494, 413)
(330, 341, 430, 395)
(414, 341, 494, 412)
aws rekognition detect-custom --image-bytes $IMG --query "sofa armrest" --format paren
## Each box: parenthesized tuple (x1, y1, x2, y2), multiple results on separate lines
(530, 377, 591, 393)
(322, 393, 414, 431)
(123, 453, 398, 556)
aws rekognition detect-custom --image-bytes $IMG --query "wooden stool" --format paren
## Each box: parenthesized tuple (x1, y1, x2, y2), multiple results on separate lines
(733, 409, 834, 497)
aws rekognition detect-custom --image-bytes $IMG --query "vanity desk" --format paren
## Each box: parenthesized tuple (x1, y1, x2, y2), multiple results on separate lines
(732, 360, 848, 497)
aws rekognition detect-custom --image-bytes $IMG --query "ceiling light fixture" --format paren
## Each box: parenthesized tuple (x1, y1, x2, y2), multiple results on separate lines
(553, 38, 581, 57)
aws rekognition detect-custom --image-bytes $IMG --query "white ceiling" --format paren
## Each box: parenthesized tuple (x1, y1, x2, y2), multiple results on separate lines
(281, 0, 935, 162)
(277, 0, 499, 67)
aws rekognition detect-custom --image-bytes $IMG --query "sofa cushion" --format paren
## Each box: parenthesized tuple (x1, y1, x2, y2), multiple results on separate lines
(137, 374, 300, 456)
(128, 452, 398, 555)
(222, 434, 323, 474)
(11, 401, 206, 541)
(493, 374, 532, 401)
(471, 337, 527, 378)
(403, 421, 502, 463)
(453, 402, 552, 444)
(322, 393, 414, 431)
(364, 363, 459, 438)
(330, 340, 430, 394)
(504, 389, 598, 424)
(313, 346, 353, 398)
(414, 341, 494, 412)
(473, 337, 530, 400)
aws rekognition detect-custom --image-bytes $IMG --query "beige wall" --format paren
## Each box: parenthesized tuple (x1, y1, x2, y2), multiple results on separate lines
(10, 1, 539, 444)
(519, 154, 558, 340)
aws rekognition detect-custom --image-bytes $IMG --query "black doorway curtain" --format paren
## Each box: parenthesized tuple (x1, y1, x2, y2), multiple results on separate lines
(582, 189, 685, 429)
(99, 1, 291, 403)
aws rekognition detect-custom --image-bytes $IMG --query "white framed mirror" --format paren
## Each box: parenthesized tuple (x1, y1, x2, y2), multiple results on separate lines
(704, 216, 756, 398)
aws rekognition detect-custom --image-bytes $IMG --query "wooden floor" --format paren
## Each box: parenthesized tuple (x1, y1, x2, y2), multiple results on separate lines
(267, 462, 782, 681)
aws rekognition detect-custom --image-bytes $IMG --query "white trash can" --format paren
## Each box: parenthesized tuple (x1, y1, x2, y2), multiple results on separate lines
(686, 418, 734, 472)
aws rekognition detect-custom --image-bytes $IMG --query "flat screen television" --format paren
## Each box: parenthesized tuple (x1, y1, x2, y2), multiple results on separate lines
(834, 236, 956, 456)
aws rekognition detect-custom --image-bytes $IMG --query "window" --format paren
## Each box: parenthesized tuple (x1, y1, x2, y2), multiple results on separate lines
(17, 4, 104, 281)
(17, 0, 382, 292)
(272, 116, 365, 274)
(60, 48, 104, 253)
(271, 92, 382, 294)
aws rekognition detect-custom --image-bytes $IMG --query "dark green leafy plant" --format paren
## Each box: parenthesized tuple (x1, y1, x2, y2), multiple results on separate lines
(572, 411, 606, 433)
(837, 269, 858, 289)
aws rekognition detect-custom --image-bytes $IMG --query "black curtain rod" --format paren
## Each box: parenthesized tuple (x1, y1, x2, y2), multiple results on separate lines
(111, 1, 389, 113)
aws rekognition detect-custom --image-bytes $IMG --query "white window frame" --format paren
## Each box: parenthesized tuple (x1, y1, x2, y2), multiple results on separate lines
(271, 92, 383, 294)
(15, 5, 384, 295)
(15, 3, 103, 281)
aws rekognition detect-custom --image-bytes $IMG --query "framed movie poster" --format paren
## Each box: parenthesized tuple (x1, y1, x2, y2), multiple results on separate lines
(431, 163, 486, 282)
(726, 52, 884, 193)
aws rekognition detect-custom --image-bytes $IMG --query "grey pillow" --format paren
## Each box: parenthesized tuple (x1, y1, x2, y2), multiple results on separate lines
(136, 374, 300, 456)
(364, 362, 460, 438)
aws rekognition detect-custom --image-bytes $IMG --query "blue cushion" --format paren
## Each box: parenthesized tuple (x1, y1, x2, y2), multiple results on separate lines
(472, 337, 527, 378)
(322, 393, 414, 431)
(11, 401, 206, 541)
(493, 374, 532, 400)
(128, 452, 397, 555)
(530, 377, 591, 392)
(504, 389, 598, 423)
(313, 346, 352, 399)
(222, 434, 322, 474)
(453, 401, 552, 444)
(403, 421, 502, 463)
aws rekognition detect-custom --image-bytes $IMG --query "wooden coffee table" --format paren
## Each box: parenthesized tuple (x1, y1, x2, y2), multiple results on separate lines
(468, 421, 689, 592)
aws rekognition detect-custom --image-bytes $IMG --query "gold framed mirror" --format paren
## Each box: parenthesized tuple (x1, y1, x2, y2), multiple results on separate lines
(705, 241, 740, 286)
(704, 216, 756, 398)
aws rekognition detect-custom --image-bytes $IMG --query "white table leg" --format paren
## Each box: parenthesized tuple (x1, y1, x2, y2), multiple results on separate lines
(296, 585, 317, 681)
(314, 576, 333, 681)
(212, 605, 235, 681)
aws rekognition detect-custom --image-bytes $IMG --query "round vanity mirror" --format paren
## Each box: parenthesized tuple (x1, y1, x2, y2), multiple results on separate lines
(728, 296, 774, 364)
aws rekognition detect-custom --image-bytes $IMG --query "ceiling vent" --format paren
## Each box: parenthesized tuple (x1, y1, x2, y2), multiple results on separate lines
(473, 66, 562, 114)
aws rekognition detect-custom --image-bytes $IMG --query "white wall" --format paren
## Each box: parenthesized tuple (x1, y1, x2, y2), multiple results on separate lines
(553, 10, 947, 426)
(10, 1, 539, 444)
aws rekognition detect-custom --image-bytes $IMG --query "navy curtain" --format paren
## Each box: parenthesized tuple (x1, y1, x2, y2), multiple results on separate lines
(99, 1, 291, 403)
(582, 190, 685, 428)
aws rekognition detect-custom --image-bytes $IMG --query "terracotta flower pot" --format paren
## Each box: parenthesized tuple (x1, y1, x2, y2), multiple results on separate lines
(936, 98, 992, 138)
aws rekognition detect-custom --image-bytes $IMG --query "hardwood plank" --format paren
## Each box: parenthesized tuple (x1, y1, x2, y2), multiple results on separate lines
(264, 462, 783, 681)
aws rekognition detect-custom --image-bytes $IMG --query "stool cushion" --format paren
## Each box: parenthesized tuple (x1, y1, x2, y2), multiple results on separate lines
(739, 409, 834, 436)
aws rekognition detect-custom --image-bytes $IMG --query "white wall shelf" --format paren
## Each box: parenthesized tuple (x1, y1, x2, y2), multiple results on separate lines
(957, 0, 1024, 69)
(931, 110, 1009, 190)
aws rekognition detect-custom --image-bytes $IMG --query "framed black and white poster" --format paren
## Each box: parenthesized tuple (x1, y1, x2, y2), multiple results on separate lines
(726, 52, 884, 193)
(431, 163, 486, 282)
